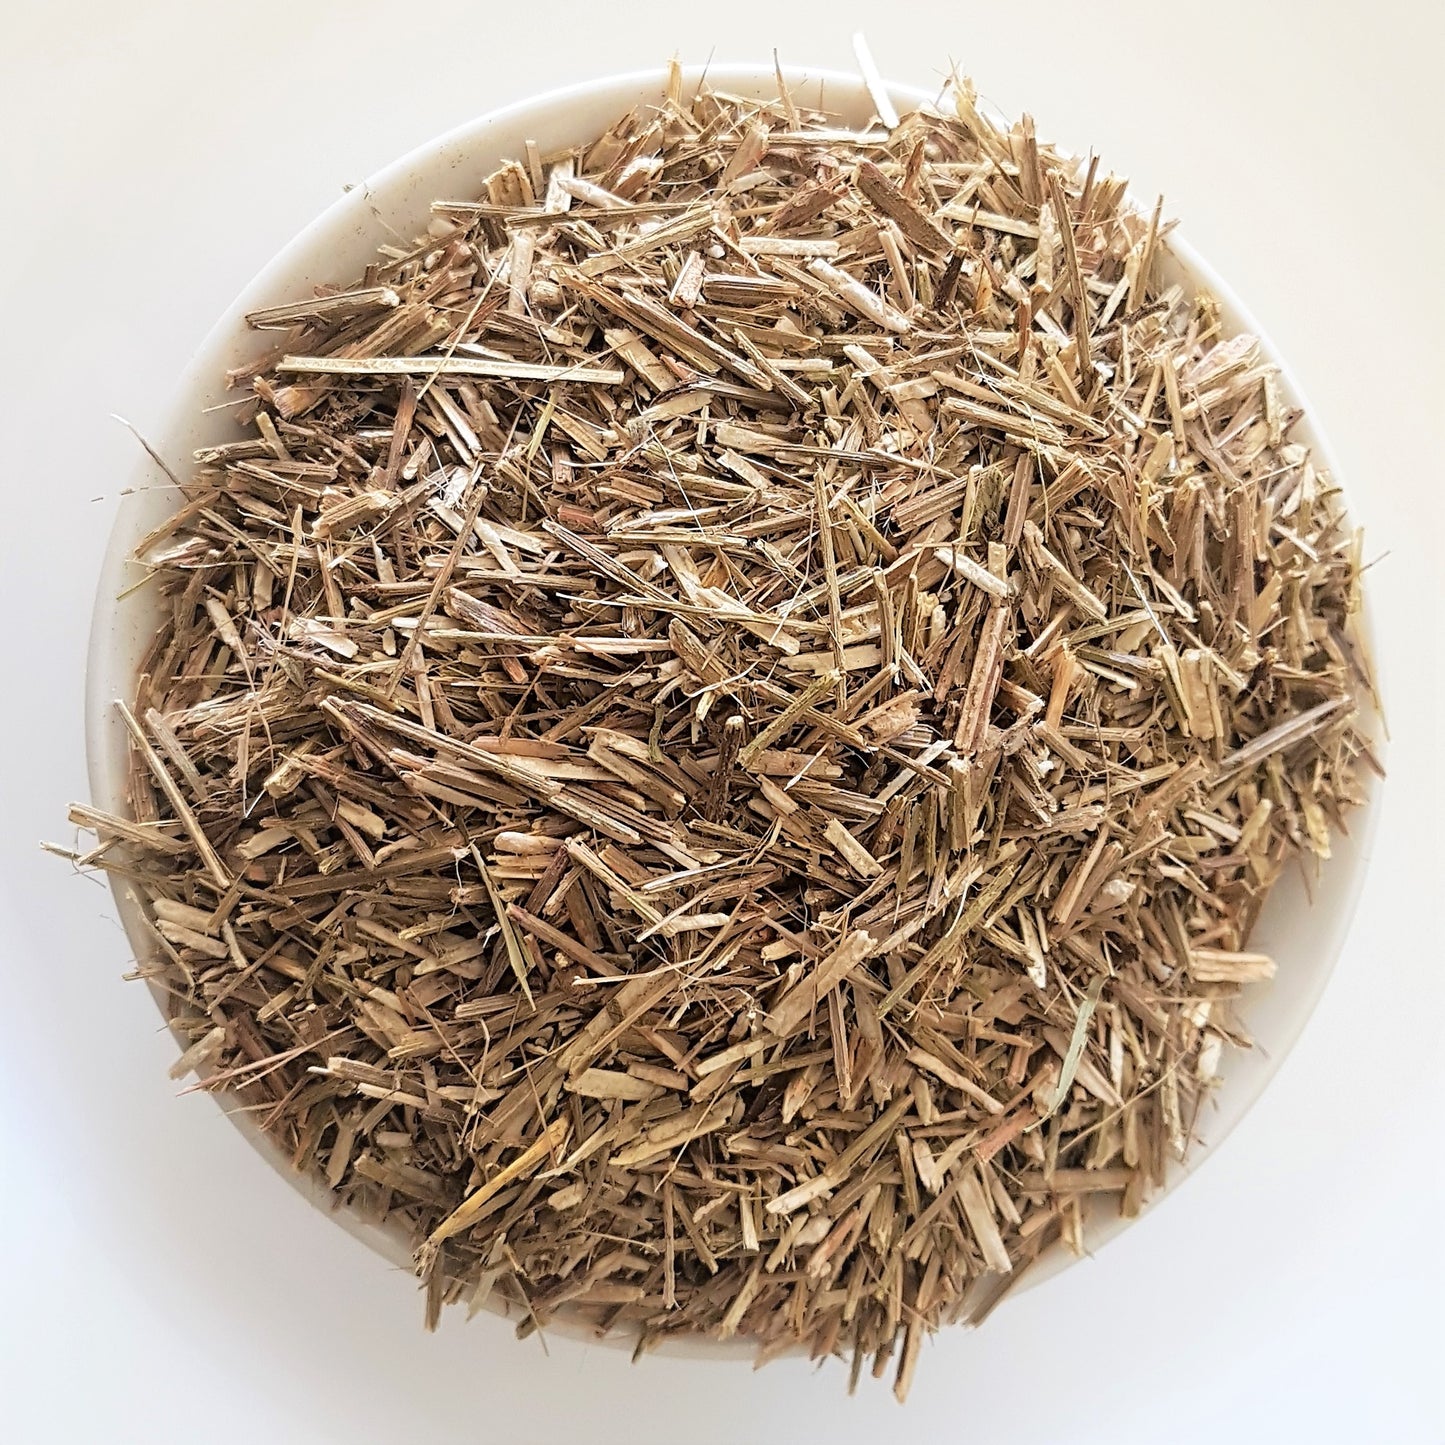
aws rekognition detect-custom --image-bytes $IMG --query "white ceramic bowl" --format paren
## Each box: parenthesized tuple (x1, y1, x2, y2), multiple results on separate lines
(85, 63, 1383, 1346)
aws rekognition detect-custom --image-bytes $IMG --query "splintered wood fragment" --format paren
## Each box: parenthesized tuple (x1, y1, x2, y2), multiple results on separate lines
(277, 355, 627, 384)
(957, 1168, 1012, 1272)
(1214, 699, 1349, 776)
(426, 1117, 570, 1246)
(67, 67, 1370, 1388)
(68, 804, 189, 855)
(1047, 173, 1092, 381)
(806, 258, 912, 333)
(568, 1068, 656, 1101)
(905, 1048, 1005, 1114)
(610, 1099, 734, 1166)
(767, 1093, 913, 1216)
(824, 819, 883, 880)
(852, 32, 900, 130)
(246, 286, 400, 328)
(505, 903, 620, 977)
(167, 1025, 227, 1080)
(739, 236, 841, 257)
(1018, 1168, 1135, 1195)
(1022, 521, 1109, 620)
(768, 932, 877, 1038)
(388, 482, 490, 689)
(934, 545, 1012, 598)
(955, 603, 1010, 753)
(604, 328, 675, 391)
(855, 161, 950, 253)
(477, 857, 535, 1006)
(976, 1107, 1038, 1164)
(562, 273, 769, 385)
(313, 488, 399, 538)
(738, 671, 839, 766)
(1187, 948, 1276, 983)
(143, 709, 209, 799)
(115, 702, 230, 887)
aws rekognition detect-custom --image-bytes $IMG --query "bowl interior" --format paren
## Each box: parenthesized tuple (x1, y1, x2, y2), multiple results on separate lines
(85, 63, 1382, 1351)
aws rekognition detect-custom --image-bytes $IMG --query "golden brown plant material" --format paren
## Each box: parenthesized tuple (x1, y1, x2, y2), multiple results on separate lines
(65, 66, 1376, 1397)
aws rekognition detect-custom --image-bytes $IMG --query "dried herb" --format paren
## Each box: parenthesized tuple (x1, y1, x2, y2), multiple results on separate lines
(63, 65, 1375, 1399)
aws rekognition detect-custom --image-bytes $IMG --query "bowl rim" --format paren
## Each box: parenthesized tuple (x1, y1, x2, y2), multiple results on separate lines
(84, 59, 1385, 1357)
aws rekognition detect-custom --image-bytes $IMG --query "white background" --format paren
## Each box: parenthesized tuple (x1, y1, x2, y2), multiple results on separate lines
(2, 4, 1441, 1442)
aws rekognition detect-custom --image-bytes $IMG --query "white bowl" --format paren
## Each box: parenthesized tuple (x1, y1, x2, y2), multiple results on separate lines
(85, 62, 1383, 1348)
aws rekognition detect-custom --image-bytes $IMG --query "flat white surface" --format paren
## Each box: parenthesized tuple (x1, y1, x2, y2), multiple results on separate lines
(1, 4, 1441, 1441)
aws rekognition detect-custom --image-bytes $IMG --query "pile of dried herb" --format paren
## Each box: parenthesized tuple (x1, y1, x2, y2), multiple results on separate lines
(66, 65, 1375, 1398)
